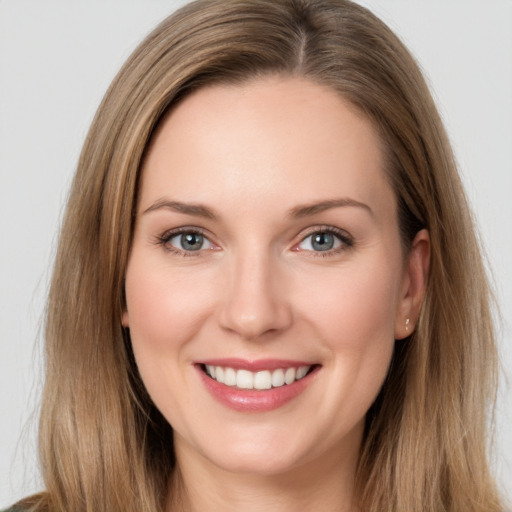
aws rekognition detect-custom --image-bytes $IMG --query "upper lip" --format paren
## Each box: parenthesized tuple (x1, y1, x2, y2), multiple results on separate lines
(196, 358, 317, 372)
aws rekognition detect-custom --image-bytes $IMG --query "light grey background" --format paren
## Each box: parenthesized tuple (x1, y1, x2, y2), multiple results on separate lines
(1, 0, 511, 506)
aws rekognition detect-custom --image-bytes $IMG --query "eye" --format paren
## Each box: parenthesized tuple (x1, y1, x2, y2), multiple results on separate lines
(296, 228, 352, 253)
(159, 229, 217, 253)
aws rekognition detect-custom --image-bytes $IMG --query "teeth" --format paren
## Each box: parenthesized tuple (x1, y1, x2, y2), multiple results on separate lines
(271, 369, 285, 387)
(206, 364, 312, 390)
(254, 371, 272, 390)
(224, 367, 236, 386)
(296, 366, 309, 379)
(236, 369, 253, 389)
(284, 367, 296, 384)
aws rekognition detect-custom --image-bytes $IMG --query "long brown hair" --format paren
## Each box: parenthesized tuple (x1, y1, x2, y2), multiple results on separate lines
(17, 1, 502, 510)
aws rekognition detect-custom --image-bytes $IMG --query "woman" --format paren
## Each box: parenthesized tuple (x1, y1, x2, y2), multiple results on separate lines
(7, 0, 505, 510)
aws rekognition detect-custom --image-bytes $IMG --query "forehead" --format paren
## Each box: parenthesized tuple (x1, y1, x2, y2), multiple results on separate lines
(140, 76, 394, 220)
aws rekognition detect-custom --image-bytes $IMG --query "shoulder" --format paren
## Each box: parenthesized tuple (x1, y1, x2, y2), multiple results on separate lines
(2, 503, 34, 512)
(2, 493, 49, 512)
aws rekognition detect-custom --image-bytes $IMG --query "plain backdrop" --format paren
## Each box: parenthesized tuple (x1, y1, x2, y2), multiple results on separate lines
(1, 0, 511, 506)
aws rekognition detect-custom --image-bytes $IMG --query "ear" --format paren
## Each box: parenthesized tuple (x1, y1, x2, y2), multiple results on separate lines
(122, 310, 130, 328)
(395, 229, 430, 340)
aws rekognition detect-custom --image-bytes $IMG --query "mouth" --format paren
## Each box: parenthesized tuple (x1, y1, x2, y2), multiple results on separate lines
(196, 359, 320, 412)
(201, 363, 315, 390)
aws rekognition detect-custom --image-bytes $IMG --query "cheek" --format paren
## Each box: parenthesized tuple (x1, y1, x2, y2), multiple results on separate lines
(298, 257, 401, 399)
(123, 258, 211, 418)
(303, 257, 400, 340)
(124, 259, 215, 354)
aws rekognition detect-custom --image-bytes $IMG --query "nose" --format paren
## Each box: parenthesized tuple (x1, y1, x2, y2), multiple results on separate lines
(217, 250, 293, 340)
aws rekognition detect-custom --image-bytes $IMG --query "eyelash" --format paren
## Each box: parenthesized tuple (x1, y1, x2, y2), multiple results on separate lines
(295, 226, 354, 257)
(155, 225, 354, 257)
(155, 227, 216, 257)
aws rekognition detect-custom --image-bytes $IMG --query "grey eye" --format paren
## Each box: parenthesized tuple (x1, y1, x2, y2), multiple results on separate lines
(299, 231, 342, 252)
(169, 232, 214, 251)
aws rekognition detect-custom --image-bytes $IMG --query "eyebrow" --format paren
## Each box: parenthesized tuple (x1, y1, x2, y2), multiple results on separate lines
(288, 198, 373, 218)
(142, 199, 217, 219)
(142, 197, 373, 220)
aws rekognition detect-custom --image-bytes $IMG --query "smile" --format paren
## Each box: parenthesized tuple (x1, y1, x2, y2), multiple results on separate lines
(204, 365, 311, 390)
(196, 359, 320, 412)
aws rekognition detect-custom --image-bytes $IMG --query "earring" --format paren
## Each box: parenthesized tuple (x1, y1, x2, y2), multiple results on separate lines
(405, 318, 410, 332)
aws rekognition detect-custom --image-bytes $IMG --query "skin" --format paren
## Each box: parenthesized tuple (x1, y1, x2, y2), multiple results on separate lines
(123, 76, 429, 512)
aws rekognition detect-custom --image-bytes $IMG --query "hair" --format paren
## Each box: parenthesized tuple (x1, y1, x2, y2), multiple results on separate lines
(15, 1, 503, 511)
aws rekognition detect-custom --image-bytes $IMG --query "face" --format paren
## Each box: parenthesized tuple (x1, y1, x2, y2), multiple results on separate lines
(123, 76, 428, 478)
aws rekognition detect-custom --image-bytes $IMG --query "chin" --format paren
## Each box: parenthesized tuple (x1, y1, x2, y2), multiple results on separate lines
(175, 423, 320, 477)
(206, 444, 307, 476)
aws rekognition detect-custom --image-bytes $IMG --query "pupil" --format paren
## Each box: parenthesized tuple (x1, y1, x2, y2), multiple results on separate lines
(182, 233, 203, 251)
(312, 232, 334, 251)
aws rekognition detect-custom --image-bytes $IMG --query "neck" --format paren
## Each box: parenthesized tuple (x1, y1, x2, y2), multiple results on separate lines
(166, 434, 361, 512)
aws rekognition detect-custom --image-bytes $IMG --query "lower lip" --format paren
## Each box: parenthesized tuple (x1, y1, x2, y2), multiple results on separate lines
(196, 365, 319, 412)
